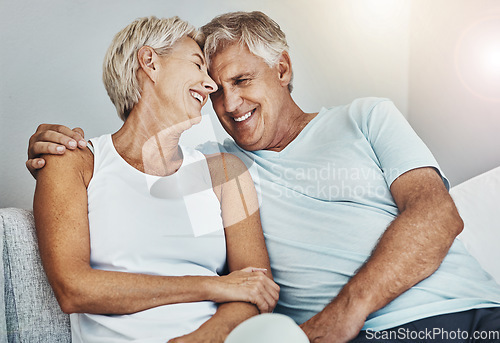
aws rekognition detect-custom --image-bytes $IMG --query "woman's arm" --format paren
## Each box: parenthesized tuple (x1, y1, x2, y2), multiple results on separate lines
(34, 149, 276, 315)
(170, 153, 279, 342)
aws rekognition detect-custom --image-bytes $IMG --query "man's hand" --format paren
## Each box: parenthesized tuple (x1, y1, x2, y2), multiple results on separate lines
(27, 124, 87, 177)
(299, 294, 367, 343)
(299, 307, 365, 343)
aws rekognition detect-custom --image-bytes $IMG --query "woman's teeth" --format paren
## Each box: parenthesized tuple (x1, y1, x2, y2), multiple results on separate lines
(190, 91, 203, 103)
(234, 110, 254, 122)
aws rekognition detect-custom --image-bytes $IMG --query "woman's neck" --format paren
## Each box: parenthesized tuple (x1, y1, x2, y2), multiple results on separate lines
(112, 104, 185, 176)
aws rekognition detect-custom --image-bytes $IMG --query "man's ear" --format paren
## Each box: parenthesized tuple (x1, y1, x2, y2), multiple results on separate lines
(277, 51, 293, 88)
(137, 46, 158, 83)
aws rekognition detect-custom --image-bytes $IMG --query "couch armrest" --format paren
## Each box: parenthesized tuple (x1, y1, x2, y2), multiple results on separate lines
(1, 208, 71, 342)
(0, 209, 7, 342)
(450, 166, 500, 285)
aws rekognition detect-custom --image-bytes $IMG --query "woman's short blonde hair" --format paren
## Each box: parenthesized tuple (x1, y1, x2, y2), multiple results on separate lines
(201, 11, 293, 92)
(103, 16, 202, 121)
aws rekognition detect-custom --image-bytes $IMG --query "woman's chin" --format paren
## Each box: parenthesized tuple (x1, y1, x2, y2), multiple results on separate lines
(189, 114, 202, 126)
(168, 114, 202, 133)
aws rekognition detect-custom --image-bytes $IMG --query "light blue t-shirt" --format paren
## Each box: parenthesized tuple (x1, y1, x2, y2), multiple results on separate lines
(199, 97, 500, 330)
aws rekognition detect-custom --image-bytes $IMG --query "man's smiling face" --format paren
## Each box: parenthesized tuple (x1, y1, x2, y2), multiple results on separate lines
(208, 43, 290, 151)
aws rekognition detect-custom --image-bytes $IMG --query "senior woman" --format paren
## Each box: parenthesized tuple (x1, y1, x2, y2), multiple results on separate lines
(33, 16, 279, 343)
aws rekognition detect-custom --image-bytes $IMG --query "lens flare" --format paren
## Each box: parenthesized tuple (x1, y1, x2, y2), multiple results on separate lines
(455, 16, 500, 102)
(483, 47, 500, 75)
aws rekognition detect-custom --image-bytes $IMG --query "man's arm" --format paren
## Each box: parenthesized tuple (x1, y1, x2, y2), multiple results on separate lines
(27, 124, 87, 177)
(169, 153, 279, 342)
(300, 167, 463, 343)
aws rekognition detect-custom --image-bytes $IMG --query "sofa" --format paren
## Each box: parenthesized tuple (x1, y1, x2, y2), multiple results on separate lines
(1, 166, 499, 342)
(0, 207, 71, 342)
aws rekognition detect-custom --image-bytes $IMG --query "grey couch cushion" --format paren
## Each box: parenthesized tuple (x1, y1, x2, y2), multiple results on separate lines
(1, 208, 71, 342)
(0, 210, 6, 343)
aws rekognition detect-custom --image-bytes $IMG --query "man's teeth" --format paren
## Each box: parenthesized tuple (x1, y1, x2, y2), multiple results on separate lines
(234, 110, 254, 122)
(190, 91, 203, 103)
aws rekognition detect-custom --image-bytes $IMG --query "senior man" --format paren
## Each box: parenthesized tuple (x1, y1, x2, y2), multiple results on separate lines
(27, 11, 500, 343)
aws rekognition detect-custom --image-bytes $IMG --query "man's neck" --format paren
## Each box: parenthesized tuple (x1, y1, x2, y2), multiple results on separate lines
(266, 101, 318, 152)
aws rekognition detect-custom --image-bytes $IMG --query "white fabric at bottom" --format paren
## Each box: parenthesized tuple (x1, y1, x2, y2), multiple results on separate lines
(225, 314, 309, 343)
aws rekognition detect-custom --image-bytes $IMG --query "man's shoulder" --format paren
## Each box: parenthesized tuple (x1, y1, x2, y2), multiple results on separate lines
(316, 97, 393, 128)
(351, 97, 392, 111)
(322, 97, 391, 114)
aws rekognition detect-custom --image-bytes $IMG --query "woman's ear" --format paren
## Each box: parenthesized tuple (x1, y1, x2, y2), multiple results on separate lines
(137, 46, 158, 83)
(277, 51, 293, 88)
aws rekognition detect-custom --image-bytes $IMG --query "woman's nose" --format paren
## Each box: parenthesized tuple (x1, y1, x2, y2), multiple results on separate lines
(203, 75, 218, 94)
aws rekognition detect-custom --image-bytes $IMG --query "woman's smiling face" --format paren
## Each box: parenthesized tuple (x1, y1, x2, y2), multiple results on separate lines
(153, 36, 218, 127)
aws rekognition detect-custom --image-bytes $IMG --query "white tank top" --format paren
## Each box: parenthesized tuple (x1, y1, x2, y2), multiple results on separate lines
(70, 134, 226, 343)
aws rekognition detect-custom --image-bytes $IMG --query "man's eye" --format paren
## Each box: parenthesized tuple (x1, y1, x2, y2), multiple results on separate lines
(235, 79, 249, 85)
(194, 63, 202, 70)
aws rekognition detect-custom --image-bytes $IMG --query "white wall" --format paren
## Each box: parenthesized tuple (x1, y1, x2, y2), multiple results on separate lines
(408, 0, 500, 186)
(4, 0, 497, 210)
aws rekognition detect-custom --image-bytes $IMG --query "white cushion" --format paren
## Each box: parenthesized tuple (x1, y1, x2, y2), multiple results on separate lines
(225, 313, 308, 343)
(450, 166, 500, 285)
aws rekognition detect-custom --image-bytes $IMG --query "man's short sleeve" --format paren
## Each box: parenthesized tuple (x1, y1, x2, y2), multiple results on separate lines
(361, 100, 450, 190)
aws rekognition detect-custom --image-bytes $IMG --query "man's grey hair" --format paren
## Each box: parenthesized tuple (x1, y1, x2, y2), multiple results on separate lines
(201, 11, 293, 93)
(103, 16, 202, 121)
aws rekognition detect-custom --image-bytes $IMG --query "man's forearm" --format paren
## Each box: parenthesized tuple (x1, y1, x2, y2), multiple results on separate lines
(301, 204, 462, 343)
(333, 169, 464, 321)
(330, 206, 460, 320)
(301, 167, 464, 343)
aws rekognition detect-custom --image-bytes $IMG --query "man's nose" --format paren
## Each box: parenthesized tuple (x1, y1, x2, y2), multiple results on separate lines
(223, 89, 243, 113)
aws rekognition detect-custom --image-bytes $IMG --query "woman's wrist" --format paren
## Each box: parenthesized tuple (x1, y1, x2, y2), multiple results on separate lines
(199, 275, 221, 302)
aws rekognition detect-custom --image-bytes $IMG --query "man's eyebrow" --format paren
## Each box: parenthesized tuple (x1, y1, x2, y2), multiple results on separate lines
(231, 73, 254, 81)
